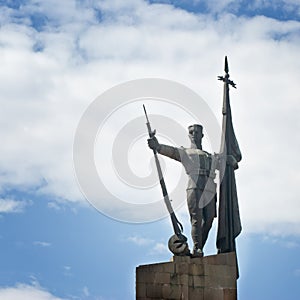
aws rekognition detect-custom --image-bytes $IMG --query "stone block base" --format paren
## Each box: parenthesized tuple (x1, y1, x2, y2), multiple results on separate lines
(136, 252, 237, 300)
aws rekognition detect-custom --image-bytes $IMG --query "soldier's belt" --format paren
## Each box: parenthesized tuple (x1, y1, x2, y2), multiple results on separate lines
(187, 169, 216, 179)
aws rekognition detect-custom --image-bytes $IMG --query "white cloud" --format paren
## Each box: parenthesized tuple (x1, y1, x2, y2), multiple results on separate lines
(0, 283, 64, 300)
(151, 242, 168, 254)
(0, 1, 299, 234)
(47, 201, 62, 210)
(262, 235, 300, 249)
(0, 198, 30, 213)
(126, 235, 154, 246)
(154, 0, 300, 16)
(205, 0, 238, 13)
(63, 265, 73, 277)
(294, 269, 300, 276)
(82, 286, 90, 297)
(126, 234, 169, 255)
(250, 0, 300, 13)
(33, 241, 52, 247)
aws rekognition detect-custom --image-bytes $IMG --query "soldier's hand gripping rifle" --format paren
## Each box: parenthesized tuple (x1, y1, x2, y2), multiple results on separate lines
(143, 105, 190, 256)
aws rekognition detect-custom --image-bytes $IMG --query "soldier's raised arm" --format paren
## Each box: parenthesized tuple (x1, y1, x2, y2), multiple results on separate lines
(147, 136, 181, 162)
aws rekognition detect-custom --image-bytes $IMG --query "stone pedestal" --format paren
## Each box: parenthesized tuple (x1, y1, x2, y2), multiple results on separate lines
(136, 252, 237, 300)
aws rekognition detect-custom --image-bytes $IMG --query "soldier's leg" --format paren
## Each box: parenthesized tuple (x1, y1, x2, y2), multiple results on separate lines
(187, 189, 203, 252)
(201, 194, 217, 248)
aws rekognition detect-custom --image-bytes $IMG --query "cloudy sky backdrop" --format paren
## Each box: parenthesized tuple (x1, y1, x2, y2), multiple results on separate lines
(0, 0, 300, 299)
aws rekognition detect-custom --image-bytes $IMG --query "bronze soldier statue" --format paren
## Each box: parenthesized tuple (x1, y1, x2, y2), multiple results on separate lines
(146, 57, 241, 260)
(148, 124, 219, 257)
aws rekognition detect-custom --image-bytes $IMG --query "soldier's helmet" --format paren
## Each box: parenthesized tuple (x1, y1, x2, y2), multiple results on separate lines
(188, 124, 204, 139)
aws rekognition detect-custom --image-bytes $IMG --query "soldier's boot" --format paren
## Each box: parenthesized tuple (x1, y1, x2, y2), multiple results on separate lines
(192, 245, 203, 257)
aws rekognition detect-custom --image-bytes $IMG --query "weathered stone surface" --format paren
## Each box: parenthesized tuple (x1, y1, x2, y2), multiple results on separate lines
(189, 287, 204, 300)
(168, 285, 182, 299)
(155, 272, 170, 284)
(202, 252, 236, 267)
(179, 274, 189, 286)
(137, 271, 156, 283)
(136, 282, 146, 298)
(173, 255, 191, 264)
(192, 275, 205, 288)
(224, 288, 237, 300)
(181, 284, 189, 299)
(162, 262, 175, 273)
(162, 283, 172, 298)
(136, 252, 237, 299)
(204, 287, 224, 300)
(161, 284, 182, 299)
(146, 284, 162, 298)
(170, 272, 180, 285)
(175, 262, 189, 275)
(189, 262, 204, 276)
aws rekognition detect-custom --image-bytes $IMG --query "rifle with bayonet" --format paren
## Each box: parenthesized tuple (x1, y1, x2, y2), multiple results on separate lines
(143, 105, 190, 256)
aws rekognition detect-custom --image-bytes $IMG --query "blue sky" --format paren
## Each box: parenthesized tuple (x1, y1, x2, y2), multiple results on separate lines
(0, 0, 300, 299)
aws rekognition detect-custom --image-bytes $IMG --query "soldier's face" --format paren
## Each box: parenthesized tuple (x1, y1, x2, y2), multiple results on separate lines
(189, 126, 203, 143)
